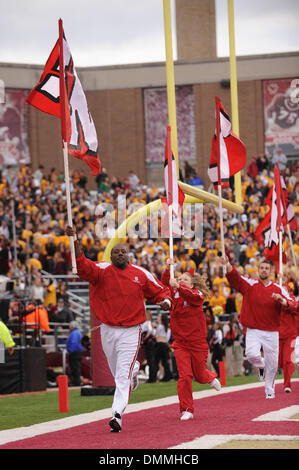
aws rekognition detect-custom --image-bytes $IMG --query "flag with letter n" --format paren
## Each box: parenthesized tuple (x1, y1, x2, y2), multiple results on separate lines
(27, 19, 101, 176)
(208, 97, 246, 188)
(254, 164, 286, 272)
(264, 170, 298, 232)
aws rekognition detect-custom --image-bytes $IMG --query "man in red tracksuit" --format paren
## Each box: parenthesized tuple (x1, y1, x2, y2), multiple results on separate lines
(278, 290, 298, 393)
(66, 226, 172, 433)
(221, 256, 298, 399)
(162, 261, 220, 421)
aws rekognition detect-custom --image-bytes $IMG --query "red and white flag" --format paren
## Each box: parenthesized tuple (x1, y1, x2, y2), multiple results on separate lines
(27, 19, 101, 176)
(264, 172, 298, 232)
(161, 126, 185, 237)
(208, 97, 246, 188)
(254, 164, 286, 271)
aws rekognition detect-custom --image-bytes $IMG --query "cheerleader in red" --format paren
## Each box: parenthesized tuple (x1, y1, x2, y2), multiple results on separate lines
(278, 289, 298, 393)
(162, 260, 221, 421)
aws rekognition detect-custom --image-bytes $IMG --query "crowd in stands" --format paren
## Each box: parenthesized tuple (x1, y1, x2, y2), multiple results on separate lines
(0, 150, 298, 379)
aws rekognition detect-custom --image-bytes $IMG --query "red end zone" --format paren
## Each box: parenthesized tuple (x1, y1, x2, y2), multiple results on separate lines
(1, 381, 298, 449)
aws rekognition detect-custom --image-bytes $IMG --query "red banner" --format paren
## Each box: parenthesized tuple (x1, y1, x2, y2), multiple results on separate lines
(263, 78, 299, 156)
(0, 89, 30, 165)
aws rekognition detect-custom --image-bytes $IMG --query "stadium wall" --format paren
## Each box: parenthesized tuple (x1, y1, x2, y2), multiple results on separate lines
(0, 52, 298, 189)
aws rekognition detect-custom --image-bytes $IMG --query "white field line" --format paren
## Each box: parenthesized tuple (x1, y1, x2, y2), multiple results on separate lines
(253, 405, 299, 422)
(0, 378, 297, 446)
(169, 434, 299, 449)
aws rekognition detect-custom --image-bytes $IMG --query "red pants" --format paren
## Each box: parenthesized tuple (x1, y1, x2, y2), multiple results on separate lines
(174, 341, 217, 414)
(279, 336, 296, 389)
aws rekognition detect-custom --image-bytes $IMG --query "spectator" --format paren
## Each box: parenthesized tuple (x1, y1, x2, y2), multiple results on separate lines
(43, 278, 57, 308)
(128, 171, 140, 191)
(0, 237, 9, 275)
(223, 319, 237, 376)
(0, 220, 10, 239)
(81, 333, 91, 355)
(184, 161, 196, 180)
(55, 298, 74, 323)
(29, 252, 43, 271)
(154, 312, 173, 382)
(256, 154, 269, 173)
(272, 147, 287, 173)
(210, 322, 224, 378)
(0, 320, 15, 357)
(33, 165, 44, 186)
(141, 310, 157, 383)
(24, 300, 51, 346)
(209, 287, 226, 313)
(247, 156, 258, 179)
(95, 167, 108, 193)
(66, 320, 83, 386)
(78, 170, 87, 189)
(30, 273, 45, 304)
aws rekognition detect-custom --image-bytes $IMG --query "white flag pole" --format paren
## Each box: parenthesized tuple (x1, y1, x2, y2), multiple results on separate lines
(218, 185, 226, 275)
(168, 204, 174, 279)
(63, 141, 77, 274)
(279, 230, 283, 287)
(215, 97, 226, 274)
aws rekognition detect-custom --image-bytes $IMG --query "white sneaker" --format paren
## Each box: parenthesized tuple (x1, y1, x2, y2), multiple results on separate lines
(180, 411, 193, 421)
(266, 393, 275, 399)
(109, 413, 122, 432)
(131, 360, 140, 392)
(284, 387, 291, 393)
(210, 378, 221, 391)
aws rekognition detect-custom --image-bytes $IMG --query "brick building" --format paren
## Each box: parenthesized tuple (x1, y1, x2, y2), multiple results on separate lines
(0, 0, 298, 189)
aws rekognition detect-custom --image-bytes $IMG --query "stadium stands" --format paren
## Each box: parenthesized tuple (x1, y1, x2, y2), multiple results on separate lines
(0, 155, 298, 384)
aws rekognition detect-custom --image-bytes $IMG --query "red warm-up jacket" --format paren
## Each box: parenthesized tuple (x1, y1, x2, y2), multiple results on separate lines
(161, 268, 207, 345)
(76, 253, 171, 327)
(279, 292, 298, 340)
(226, 267, 298, 332)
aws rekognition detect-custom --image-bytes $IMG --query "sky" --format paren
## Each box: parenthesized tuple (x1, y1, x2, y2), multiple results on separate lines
(0, 0, 298, 67)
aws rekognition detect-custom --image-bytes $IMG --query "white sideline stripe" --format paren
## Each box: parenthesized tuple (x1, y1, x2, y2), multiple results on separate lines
(0, 379, 297, 446)
(253, 405, 299, 422)
(169, 434, 299, 449)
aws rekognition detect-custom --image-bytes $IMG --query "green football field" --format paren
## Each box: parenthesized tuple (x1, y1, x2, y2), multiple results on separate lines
(1, 374, 298, 431)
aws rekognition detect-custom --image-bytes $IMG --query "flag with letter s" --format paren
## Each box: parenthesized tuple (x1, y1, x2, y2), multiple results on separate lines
(27, 20, 101, 176)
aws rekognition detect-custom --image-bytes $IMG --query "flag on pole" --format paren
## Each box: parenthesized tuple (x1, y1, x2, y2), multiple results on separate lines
(27, 19, 101, 176)
(208, 97, 246, 188)
(264, 172, 298, 231)
(254, 164, 286, 271)
(161, 126, 185, 236)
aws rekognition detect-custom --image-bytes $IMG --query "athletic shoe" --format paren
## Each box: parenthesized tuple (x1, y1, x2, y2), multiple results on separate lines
(180, 411, 193, 421)
(284, 387, 291, 393)
(266, 393, 275, 399)
(131, 361, 140, 392)
(109, 413, 122, 432)
(258, 368, 265, 381)
(210, 378, 221, 391)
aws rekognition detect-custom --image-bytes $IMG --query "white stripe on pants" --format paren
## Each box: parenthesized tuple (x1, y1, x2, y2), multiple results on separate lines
(245, 328, 279, 395)
(100, 323, 141, 417)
